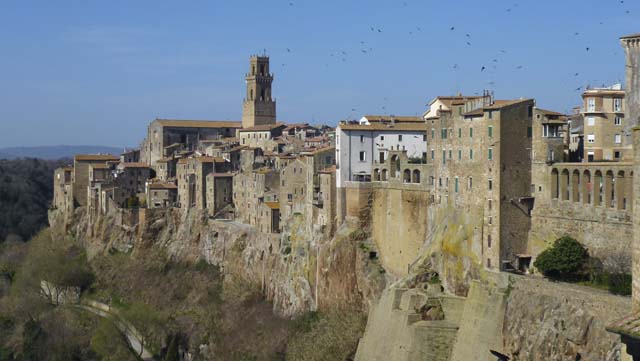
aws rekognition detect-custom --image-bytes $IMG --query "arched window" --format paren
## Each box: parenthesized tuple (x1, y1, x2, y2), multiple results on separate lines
(381, 169, 388, 181)
(582, 170, 591, 205)
(403, 169, 411, 183)
(551, 168, 559, 199)
(390, 155, 400, 178)
(412, 170, 421, 184)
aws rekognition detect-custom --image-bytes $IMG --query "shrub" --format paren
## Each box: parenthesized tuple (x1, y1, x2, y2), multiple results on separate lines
(607, 273, 632, 296)
(534, 236, 588, 280)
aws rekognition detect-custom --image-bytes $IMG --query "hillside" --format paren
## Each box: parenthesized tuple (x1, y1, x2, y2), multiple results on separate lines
(0, 158, 70, 243)
(0, 146, 122, 160)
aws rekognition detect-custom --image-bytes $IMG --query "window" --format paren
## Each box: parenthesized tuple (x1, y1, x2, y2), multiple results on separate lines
(488, 126, 493, 138)
(615, 134, 622, 144)
(587, 98, 595, 112)
(431, 129, 435, 139)
(398, 134, 403, 142)
(488, 216, 492, 225)
(587, 134, 595, 143)
(488, 199, 492, 210)
(448, 150, 452, 159)
(527, 126, 532, 138)
(488, 148, 493, 160)
(360, 135, 364, 143)
(615, 116, 622, 126)
(469, 128, 473, 137)
(543, 124, 548, 137)
(488, 179, 493, 191)
(379, 152, 385, 163)
(359, 151, 366, 161)
(439, 177, 442, 187)
(458, 128, 462, 138)
(423, 134, 427, 141)
(422, 152, 427, 163)
(488, 111, 493, 120)
(455, 177, 459, 193)
(614, 98, 622, 112)
(487, 235, 492, 248)
(469, 149, 474, 160)
(431, 149, 435, 160)
(458, 150, 462, 160)
(587, 117, 595, 126)
(380, 135, 385, 140)
(615, 151, 621, 159)
(441, 129, 448, 139)
(442, 150, 446, 164)
(468, 177, 473, 190)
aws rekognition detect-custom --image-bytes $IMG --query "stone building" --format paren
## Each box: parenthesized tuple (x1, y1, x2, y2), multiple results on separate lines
(72, 154, 120, 207)
(581, 85, 628, 161)
(427, 96, 535, 271)
(140, 119, 241, 167)
(233, 166, 280, 229)
(238, 123, 287, 149)
(242, 55, 277, 129)
(146, 182, 178, 208)
(155, 157, 177, 181)
(53, 167, 74, 212)
(205, 173, 234, 217)
(176, 156, 229, 210)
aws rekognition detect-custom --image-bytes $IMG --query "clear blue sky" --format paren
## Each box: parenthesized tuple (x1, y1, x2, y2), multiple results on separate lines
(0, 0, 637, 148)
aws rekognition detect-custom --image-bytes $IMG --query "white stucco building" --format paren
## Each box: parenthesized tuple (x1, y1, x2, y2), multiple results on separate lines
(336, 121, 429, 187)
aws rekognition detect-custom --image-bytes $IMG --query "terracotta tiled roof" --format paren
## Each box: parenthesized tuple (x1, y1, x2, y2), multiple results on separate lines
(90, 163, 110, 169)
(239, 122, 287, 132)
(339, 123, 429, 131)
(155, 119, 242, 128)
(148, 182, 178, 190)
(195, 156, 225, 163)
(301, 146, 334, 155)
(122, 162, 150, 168)
(253, 167, 275, 174)
(319, 165, 336, 173)
(607, 312, 640, 339)
(536, 108, 565, 117)
(463, 99, 533, 117)
(208, 173, 234, 177)
(74, 154, 119, 162)
(264, 201, 280, 209)
(363, 115, 423, 123)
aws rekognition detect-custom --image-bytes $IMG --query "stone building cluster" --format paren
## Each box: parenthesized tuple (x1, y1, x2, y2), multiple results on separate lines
(53, 55, 337, 237)
(53, 33, 640, 279)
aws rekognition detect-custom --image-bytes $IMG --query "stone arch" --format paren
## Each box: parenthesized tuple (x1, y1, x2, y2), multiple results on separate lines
(373, 168, 380, 181)
(605, 170, 614, 208)
(412, 169, 421, 183)
(582, 170, 591, 205)
(572, 169, 580, 202)
(560, 169, 570, 201)
(616, 170, 626, 210)
(594, 170, 603, 206)
(381, 169, 388, 181)
(403, 169, 411, 183)
(551, 168, 559, 199)
(390, 155, 400, 178)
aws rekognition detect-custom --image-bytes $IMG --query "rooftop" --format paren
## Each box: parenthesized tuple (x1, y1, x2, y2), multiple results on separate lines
(74, 154, 119, 162)
(363, 115, 423, 123)
(148, 182, 178, 190)
(620, 33, 640, 39)
(339, 123, 428, 131)
(239, 122, 287, 132)
(154, 119, 242, 128)
(264, 201, 280, 210)
(122, 162, 150, 168)
(463, 99, 533, 117)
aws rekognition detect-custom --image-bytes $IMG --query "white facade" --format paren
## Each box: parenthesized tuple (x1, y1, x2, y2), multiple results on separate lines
(336, 124, 428, 187)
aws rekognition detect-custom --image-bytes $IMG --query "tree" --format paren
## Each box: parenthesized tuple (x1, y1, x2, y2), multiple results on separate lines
(91, 318, 135, 361)
(120, 302, 165, 358)
(534, 236, 588, 280)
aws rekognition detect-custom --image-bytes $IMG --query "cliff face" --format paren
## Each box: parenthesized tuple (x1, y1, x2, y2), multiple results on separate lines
(355, 272, 630, 361)
(49, 207, 385, 317)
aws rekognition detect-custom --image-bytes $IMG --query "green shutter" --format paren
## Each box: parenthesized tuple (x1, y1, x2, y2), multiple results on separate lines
(455, 177, 459, 193)
(470, 149, 473, 160)
(488, 148, 493, 160)
(470, 128, 473, 137)
(488, 126, 493, 138)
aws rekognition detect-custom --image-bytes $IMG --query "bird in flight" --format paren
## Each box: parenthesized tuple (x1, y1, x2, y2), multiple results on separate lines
(466, 41, 472, 46)
(481, 66, 486, 72)
(286, 48, 291, 52)
(586, 47, 590, 51)
(516, 65, 523, 69)
(450, 26, 455, 30)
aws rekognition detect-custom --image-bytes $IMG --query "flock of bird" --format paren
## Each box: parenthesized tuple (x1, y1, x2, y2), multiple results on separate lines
(276, 0, 633, 116)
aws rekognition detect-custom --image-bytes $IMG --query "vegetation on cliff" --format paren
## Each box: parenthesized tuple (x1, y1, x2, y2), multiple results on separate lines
(0, 158, 69, 243)
(0, 228, 366, 361)
(534, 236, 631, 296)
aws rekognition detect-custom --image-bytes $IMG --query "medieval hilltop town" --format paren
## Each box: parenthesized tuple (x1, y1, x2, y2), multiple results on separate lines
(50, 33, 640, 359)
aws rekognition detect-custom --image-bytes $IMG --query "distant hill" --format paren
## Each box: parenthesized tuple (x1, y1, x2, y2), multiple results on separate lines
(0, 145, 123, 160)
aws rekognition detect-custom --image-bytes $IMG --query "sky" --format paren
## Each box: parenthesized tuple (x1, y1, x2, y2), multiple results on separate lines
(0, 0, 638, 148)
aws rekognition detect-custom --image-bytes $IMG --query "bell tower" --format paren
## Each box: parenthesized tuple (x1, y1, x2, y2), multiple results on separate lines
(242, 55, 277, 128)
